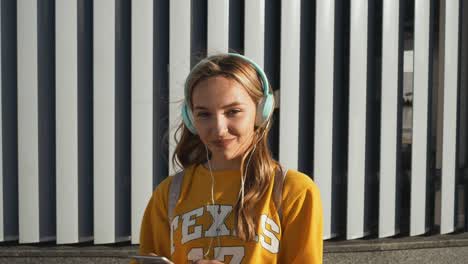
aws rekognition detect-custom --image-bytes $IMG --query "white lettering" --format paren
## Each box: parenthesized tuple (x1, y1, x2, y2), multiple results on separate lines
(259, 215, 280, 253)
(170, 216, 179, 254)
(205, 205, 232, 237)
(181, 207, 204, 244)
(214, 246, 245, 264)
(187, 247, 204, 262)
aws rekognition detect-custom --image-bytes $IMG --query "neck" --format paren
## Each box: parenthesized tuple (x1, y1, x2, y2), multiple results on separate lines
(206, 157, 242, 171)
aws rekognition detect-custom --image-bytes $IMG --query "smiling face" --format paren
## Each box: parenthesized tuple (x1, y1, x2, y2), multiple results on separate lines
(191, 76, 257, 169)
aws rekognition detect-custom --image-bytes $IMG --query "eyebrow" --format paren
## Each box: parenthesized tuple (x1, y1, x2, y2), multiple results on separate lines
(193, 102, 244, 110)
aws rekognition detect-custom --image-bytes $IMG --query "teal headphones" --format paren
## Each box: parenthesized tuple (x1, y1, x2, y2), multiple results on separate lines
(181, 53, 274, 135)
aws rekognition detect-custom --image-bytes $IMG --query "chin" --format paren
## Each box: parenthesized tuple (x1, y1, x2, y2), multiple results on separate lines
(219, 151, 235, 160)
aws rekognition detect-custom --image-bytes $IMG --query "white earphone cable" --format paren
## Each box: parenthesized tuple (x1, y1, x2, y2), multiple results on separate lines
(204, 144, 218, 259)
(239, 119, 271, 208)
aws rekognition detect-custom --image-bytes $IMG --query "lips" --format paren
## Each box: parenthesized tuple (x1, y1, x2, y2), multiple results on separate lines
(212, 138, 235, 148)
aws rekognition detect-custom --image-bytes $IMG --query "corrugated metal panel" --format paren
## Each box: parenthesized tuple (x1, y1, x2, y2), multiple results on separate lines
(279, 0, 301, 170)
(347, 0, 369, 239)
(440, 0, 460, 234)
(314, 0, 336, 239)
(56, 0, 79, 244)
(169, 0, 191, 174)
(244, 0, 265, 68)
(411, 0, 433, 236)
(93, 0, 131, 243)
(18, 0, 56, 243)
(131, 0, 154, 244)
(379, 0, 403, 238)
(17, 0, 41, 243)
(1, 0, 466, 246)
(93, 0, 116, 243)
(207, 0, 228, 55)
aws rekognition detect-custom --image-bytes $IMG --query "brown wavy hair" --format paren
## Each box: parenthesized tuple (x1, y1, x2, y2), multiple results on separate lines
(172, 54, 280, 241)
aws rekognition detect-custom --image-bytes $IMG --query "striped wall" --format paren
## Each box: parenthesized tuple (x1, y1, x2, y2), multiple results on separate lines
(0, 0, 467, 245)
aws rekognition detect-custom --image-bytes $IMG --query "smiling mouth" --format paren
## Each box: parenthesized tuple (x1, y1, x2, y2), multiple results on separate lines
(212, 138, 235, 148)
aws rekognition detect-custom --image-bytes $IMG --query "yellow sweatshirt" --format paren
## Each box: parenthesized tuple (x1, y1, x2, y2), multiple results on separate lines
(138, 164, 323, 263)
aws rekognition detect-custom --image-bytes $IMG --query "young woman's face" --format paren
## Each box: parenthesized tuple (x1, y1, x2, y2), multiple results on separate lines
(191, 76, 257, 166)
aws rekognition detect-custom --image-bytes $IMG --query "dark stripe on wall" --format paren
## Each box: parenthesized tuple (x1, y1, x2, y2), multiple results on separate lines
(115, 0, 131, 239)
(153, 0, 170, 186)
(77, 0, 93, 240)
(264, 0, 280, 160)
(298, 0, 316, 177)
(37, 0, 56, 240)
(1, 0, 18, 240)
(228, 0, 244, 53)
(363, 0, 383, 236)
(191, 0, 207, 67)
(332, 0, 350, 238)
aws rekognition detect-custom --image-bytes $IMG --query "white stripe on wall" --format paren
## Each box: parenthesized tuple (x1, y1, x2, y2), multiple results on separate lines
(131, 0, 154, 244)
(244, 0, 265, 68)
(93, 0, 116, 243)
(379, 0, 401, 238)
(17, 0, 40, 243)
(56, 0, 79, 244)
(411, 0, 431, 236)
(347, 0, 369, 239)
(440, 0, 460, 234)
(314, 0, 336, 239)
(279, 0, 301, 170)
(207, 0, 229, 55)
(169, 0, 191, 174)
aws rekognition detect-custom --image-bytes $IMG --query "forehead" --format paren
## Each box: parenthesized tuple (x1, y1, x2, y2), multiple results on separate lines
(191, 76, 254, 108)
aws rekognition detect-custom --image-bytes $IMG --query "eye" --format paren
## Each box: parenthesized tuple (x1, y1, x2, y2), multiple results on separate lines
(226, 109, 241, 117)
(195, 111, 210, 119)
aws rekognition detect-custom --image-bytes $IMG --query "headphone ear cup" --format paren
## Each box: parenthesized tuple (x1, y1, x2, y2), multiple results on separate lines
(256, 93, 274, 127)
(181, 103, 198, 134)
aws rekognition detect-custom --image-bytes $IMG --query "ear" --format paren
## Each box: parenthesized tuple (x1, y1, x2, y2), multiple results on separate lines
(181, 103, 198, 134)
(255, 93, 274, 127)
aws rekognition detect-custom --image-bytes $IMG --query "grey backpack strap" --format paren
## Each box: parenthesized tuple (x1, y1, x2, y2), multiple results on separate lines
(273, 166, 288, 221)
(168, 170, 184, 222)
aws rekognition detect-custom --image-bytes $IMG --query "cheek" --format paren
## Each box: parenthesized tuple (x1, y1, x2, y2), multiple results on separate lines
(195, 128, 210, 143)
(233, 119, 256, 138)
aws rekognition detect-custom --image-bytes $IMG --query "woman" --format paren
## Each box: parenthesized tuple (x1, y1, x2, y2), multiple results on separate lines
(138, 53, 323, 263)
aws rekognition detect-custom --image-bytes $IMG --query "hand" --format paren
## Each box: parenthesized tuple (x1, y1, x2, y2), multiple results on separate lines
(193, 260, 224, 264)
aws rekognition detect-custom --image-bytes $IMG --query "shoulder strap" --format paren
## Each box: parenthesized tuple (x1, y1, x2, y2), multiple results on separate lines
(273, 166, 288, 221)
(168, 170, 184, 222)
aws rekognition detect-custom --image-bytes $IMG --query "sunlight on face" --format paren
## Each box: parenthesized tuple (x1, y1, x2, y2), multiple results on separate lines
(191, 76, 257, 169)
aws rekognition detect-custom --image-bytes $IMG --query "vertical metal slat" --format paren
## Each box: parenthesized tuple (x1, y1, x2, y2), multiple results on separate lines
(207, 0, 228, 55)
(17, 0, 40, 243)
(379, 0, 403, 238)
(314, 0, 336, 239)
(410, 0, 432, 236)
(244, 0, 265, 68)
(279, 0, 301, 170)
(131, 0, 154, 244)
(169, 0, 191, 174)
(347, 0, 368, 239)
(56, 0, 79, 244)
(440, 0, 460, 234)
(93, 0, 116, 243)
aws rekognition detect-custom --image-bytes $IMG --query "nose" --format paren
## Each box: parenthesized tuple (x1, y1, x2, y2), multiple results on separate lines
(212, 114, 228, 137)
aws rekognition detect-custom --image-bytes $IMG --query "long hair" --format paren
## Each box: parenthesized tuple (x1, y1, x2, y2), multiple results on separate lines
(172, 54, 280, 241)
